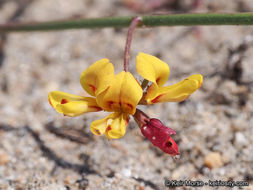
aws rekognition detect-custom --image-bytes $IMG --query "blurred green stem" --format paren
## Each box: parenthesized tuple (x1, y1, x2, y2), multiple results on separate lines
(141, 79, 149, 90)
(1, 13, 253, 33)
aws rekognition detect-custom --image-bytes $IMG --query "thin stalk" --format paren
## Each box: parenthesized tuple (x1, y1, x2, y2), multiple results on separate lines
(133, 108, 150, 129)
(1, 13, 253, 33)
(141, 79, 149, 89)
(124, 16, 142, 72)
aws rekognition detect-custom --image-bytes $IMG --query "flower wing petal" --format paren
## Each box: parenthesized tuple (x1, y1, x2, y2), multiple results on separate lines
(48, 91, 101, 116)
(96, 71, 142, 114)
(147, 74, 203, 104)
(80, 58, 114, 96)
(90, 112, 129, 139)
(136, 52, 170, 86)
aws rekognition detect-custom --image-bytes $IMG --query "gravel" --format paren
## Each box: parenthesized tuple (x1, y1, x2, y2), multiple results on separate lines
(0, 0, 253, 189)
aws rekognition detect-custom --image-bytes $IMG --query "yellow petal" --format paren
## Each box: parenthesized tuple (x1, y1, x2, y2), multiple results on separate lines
(90, 113, 112, 136)
(80, 58, 114, 96)
(136, 52, 170, 86)
(146, 74, 203, 104)
(144, 82, 159, 102)
(90, 112, 129, 139)
(48, 91, 102, 116)
(96, 71, 142, 115)
(106, 113, 129, 139)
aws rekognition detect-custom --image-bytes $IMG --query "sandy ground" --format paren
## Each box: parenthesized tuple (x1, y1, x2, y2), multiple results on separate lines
(0, 0, 253, 189)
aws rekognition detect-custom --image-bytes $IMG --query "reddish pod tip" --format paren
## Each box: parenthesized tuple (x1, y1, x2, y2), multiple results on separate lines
(141, 118, 179, 156)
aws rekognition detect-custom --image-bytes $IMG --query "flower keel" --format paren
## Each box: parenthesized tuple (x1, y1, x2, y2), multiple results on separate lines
(90, 112, 129, 139)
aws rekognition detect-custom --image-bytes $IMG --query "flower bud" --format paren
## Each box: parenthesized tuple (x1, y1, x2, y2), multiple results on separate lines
(133, 109, 179, 156)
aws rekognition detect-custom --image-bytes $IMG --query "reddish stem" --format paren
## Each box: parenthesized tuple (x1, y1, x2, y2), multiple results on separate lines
(124, 16, 142, 72)
(133, 108, 150, 128)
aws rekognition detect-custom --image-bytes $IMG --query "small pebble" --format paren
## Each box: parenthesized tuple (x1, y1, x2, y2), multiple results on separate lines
(235, 132, 248, 149)
(64, 175, 76, 185)
(121, 168, 131, 178)
(204, 152, 223, 169)
(0, 152, 10, 165)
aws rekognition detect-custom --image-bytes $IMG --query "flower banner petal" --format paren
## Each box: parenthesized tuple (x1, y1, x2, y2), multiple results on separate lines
(136, 52, 170, 86)
(48, 91, 101, 116)
(146, 74, 203, 104)
(80, 58, 114, 96)
(90, 112, 129, 139)
(96, 71, 142, 115)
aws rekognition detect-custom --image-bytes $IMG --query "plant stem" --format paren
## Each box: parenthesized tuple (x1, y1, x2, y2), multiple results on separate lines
(124, 16, 142, 72)
(141, 79, 149, 89)
(133, 108, 150, 129)
(1, 13, 253, 33)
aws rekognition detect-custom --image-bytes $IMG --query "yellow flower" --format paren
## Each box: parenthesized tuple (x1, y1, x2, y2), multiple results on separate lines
(48, 53, 202, 140)
(48, 58, 142, 139)
(136, 52, 203, 104)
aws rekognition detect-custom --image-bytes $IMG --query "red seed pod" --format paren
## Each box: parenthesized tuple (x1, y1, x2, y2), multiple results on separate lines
(133, 109, 179, 156)
(141, 118, 179, 156)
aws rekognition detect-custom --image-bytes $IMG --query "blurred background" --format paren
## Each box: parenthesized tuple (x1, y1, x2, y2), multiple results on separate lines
(0, 0, 253, 189)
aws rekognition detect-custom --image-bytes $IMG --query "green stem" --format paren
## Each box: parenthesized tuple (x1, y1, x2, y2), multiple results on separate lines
(1, 13, 253, 33)
(141, 79, 149, 89)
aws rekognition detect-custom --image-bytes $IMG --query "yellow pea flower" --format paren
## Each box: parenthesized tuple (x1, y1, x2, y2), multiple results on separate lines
(136, 52, 203, 104)
(48, 58, 142, 139)
(49, 53, 202, 140)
